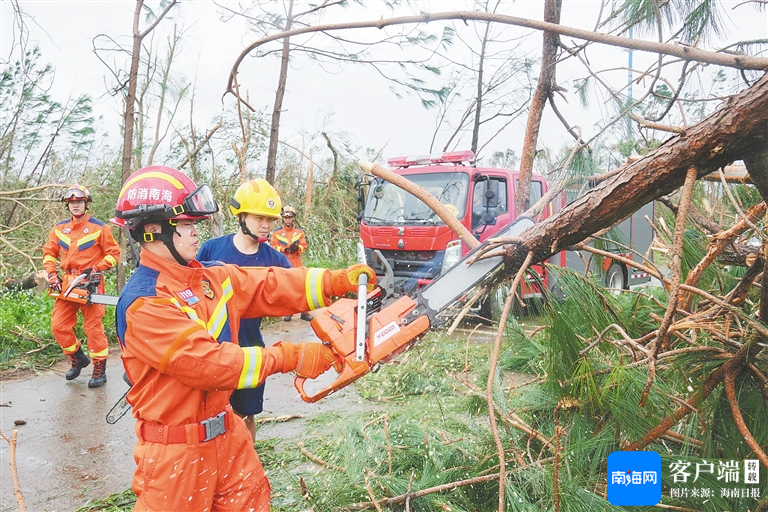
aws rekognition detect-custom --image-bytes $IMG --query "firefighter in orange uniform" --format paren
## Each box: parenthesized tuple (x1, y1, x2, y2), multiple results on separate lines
(270, 205, 307, 267)
(270, 205, 312, 321)
(112, 166, 375, 512)
(43, 185, 120, 387)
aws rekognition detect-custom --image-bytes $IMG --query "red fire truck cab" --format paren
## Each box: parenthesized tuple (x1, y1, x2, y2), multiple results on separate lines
(356, 150, 550, 296)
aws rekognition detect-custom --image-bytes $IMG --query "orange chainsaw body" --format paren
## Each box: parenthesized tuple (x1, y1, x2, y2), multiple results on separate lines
(49, 274, 91, 304)
(295, 294, 431, 402)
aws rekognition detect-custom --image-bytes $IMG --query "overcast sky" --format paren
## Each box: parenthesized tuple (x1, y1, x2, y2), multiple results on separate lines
(2, 1, 767, 169)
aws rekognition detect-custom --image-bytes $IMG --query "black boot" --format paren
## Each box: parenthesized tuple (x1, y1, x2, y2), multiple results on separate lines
(88, 359, 107, 388)
(65, 347, 91, 380)
(300, 312, 312, 322)
(283, 315, 292, 322)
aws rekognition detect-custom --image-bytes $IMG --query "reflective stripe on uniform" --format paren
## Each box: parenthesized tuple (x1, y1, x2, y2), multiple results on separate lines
(55, 230, 71, 250)
(291, 233, 302, 243)
(207, 278, 233, 339)
(62, 342, 79, 354)
(170, 279, 232, 341)
(170, 298, 206, 329)
(238, 346, 263, 389)
(77, 231, 101, 250)
(305, 268, 326, 310)
(90, 348, 109, 358)
(275, 234, 289, 245)
(103, 254, 117, 267)
(43, 255, 57, 264)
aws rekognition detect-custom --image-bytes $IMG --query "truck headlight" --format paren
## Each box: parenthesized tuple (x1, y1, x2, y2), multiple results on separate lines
(356, 239, 367, 264)
(442, 240, 462, 273)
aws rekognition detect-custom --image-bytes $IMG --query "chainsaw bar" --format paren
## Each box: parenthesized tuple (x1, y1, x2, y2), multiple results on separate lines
(418, 216, 534, 315)
(90, 293, 118, 306)
(106, 390, 131, 424)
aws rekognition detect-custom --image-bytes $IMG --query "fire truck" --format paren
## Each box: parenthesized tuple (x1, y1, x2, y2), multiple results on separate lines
(356, 150, 654, 307)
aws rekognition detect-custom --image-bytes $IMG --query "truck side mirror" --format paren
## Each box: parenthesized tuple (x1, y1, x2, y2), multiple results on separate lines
(356, 186, 365, 221)
(482, 179, 499, 208)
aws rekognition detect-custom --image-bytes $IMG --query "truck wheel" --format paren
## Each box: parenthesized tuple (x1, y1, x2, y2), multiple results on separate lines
(605, 262, 628, 292)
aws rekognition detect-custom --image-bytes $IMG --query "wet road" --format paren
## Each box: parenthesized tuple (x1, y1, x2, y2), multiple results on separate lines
(0, 317, 359, 512)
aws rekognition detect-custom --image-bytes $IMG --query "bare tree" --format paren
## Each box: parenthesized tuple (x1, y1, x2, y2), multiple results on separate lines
(121, 0, 179, 183)
(95, 0, 178, 288)
(517, 0, 561, 214)
(266, 0, 294, 184)
(224, 1, 451, 183)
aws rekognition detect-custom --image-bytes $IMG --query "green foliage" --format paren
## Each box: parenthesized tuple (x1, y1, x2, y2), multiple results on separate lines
(488, 148, 518, 169)
(0, 289, 57, 369)
(76, 488, 136, 511)
(610, 0, 725, 44)
(0, 273, 118, 371)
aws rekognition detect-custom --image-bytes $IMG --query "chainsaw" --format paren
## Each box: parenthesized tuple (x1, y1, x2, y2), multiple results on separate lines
(295, 216, 535, 403)
(49, 271, 118, 306)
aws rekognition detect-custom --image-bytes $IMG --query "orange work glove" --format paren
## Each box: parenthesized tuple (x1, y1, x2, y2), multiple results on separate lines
(48, 272, 62, 293)
(277, 341, 340, 379)
(329, 264, 376, 296)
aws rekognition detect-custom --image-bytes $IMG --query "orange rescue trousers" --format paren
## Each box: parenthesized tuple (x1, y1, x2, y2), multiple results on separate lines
(132, 407, 269, 512)
(51, 298, 108, 358)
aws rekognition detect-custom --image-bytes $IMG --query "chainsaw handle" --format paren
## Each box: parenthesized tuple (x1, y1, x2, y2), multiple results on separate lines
(294, 356, 372, 403)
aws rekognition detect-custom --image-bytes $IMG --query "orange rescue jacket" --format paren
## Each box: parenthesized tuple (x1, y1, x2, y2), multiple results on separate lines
(116, 249, 336, 426)
(270, 225, 307, 267)
(42, 213, 120, 278)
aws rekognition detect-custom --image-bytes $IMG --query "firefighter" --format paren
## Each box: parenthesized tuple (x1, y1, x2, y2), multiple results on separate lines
(43, 184, 120, 387)
(270, 205, 311, 321)
(111, 165, 375, 511)
(197, 179, 291, 441)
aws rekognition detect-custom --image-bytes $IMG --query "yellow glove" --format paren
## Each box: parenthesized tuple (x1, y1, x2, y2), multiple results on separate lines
(277, 341, 340, 379)
(330, 264, 376, 296)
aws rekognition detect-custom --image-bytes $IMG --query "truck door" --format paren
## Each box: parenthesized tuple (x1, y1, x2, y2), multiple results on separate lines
(471, 175, 513, 243)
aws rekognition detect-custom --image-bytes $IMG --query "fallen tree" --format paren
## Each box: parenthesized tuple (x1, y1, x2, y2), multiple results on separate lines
(495, 70, 768, 269)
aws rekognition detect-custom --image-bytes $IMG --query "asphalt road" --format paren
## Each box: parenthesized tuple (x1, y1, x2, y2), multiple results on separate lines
(0, 316, 359, 512)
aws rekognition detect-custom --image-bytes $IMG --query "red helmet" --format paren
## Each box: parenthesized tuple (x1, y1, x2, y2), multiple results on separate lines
(111, 166, 219, 229)
(62, 184, 92, 203)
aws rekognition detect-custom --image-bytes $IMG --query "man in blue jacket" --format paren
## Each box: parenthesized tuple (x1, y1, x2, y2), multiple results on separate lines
(197, 179, 291, 439)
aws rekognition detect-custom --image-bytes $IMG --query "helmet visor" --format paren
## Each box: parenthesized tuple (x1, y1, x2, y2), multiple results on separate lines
(181, 184, 219, 217)
(63, 188, 87, 201)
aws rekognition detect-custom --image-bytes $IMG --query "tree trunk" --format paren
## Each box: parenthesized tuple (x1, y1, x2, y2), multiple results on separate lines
(516, 0, 561, 215)
(501, 71, 768, 271)
(118, 0, 145, 291)
(266, 0, 294, 184)
(117, 0, 177, 290)
(470, 22, 490, 155)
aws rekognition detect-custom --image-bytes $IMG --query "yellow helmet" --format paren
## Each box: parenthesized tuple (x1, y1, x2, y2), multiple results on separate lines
(229, 179, 282, 219)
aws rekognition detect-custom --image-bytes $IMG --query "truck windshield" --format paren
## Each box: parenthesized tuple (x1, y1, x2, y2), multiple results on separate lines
(363, 172, 469, 225)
